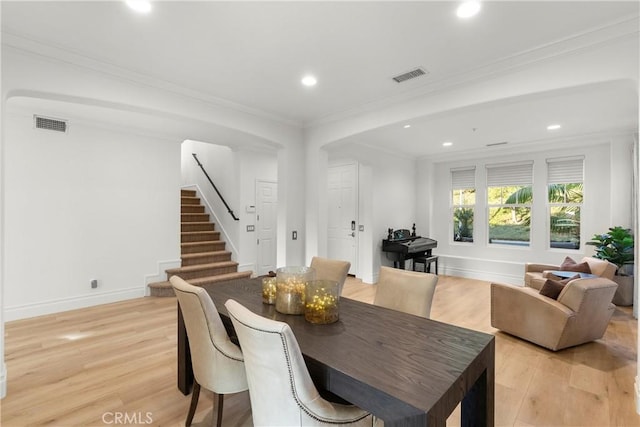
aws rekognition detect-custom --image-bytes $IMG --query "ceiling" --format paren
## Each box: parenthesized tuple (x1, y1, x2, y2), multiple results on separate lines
(2, 1, 639, 158)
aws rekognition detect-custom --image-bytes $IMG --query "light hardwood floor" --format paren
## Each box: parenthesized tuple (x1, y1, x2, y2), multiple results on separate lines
(2, 275, 638, 426)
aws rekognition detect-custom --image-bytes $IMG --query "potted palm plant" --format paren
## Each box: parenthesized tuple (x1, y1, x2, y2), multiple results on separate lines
(586, 226, 634, 305)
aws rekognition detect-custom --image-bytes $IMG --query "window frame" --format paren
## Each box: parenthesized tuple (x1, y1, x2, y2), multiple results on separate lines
(451, 168, 475, 244)
(485, 162, 534, 248)
(547, 157, 584, 251)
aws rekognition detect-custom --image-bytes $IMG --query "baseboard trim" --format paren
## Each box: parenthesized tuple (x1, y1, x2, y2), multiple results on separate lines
(144, 258, 181, 296)
(440, 266, 522, 285)
(238, 263, 255, 275)
(4, 287, 145, 321)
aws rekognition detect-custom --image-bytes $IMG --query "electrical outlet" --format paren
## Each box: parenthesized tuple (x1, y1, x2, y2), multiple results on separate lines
(292, 231, 298, 240)
(90, 279, 98, 289)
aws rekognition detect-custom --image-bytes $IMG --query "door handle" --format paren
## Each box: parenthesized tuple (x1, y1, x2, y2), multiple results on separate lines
(349, 232, 355, 237)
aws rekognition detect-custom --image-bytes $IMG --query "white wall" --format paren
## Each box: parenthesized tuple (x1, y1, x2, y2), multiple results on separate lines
(0, 3, 6, 399)
(4, 106, 181, 320)
(281, 142, 307, 267)
(238, 149, 277, 271)
(427, 137, 632, 284)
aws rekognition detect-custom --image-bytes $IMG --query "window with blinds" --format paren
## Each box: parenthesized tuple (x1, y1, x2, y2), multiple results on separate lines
(486, 161, 533, 246)
(451, 167, 475, 243)
(547, 157, 584, 249)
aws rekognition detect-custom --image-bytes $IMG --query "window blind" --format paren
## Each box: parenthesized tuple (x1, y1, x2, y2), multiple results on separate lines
(451, 167, 475, 189)
(547, 157, 584, 183)
(486, 161, 533, 186)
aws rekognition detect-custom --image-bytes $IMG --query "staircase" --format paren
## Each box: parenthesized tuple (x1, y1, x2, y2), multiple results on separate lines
(148, 189, 252, 297)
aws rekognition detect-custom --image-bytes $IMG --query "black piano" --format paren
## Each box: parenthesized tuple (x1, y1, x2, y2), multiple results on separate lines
(382, 227, 437, 270)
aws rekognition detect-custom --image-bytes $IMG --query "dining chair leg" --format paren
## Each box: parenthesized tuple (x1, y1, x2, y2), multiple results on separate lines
(185, 381, 201, 426)
(215, 393, 224, 427)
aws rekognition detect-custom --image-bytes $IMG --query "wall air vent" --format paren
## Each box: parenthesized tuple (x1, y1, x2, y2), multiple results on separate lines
(392, 67, 428, 83)
(34, 115, 68, 133)
(486, 141, 508, 147)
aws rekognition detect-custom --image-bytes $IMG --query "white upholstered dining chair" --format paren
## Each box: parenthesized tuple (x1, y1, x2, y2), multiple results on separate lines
(170, 276, 248, 427)
(225, 299, 374, 427)
(310, 256, 351, 295)
(373, 266, 438, 318)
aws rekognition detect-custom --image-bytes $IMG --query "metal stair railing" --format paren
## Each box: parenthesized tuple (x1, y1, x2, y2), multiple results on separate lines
(192, 153, 239, 221)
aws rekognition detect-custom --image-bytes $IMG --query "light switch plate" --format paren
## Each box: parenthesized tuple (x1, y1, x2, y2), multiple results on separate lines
(247, 225, 255, 232)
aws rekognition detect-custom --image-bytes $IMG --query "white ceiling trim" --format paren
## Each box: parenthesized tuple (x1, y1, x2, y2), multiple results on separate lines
(307, 16, 640, 129)
(2, 14, 637, 132)
(1, 31, 302, 129)
(424, 129, 637, 164)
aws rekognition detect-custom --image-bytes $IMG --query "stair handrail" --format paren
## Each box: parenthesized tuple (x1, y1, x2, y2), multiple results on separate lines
(192, 153, 240, 221)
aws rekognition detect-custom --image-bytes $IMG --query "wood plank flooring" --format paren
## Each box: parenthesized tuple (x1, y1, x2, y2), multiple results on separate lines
(2, 275, 638, 426)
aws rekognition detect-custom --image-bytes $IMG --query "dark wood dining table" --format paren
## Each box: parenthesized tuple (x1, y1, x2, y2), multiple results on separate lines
(176, 277, 495, 427)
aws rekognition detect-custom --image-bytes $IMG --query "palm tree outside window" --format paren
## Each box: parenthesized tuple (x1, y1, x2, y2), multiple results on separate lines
(486, 162, 534, 246)
(547, 157, 584, 249)
(451, 167, 475, 243)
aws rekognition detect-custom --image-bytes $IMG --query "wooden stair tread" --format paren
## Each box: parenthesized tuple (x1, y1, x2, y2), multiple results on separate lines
(181, 251, 229, 259)
(186, 271, 253, 286)
(151, 271, 252, 288)
(181, 231, 219, 235)
(148, 280, 171, 289)
(181, 241, 223, 246)
(166, 260, 238, 274)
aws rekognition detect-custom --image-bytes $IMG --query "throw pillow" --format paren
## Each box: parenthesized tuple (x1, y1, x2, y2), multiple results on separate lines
(539, 274, 580, 300)
(559, 256, 592, 274)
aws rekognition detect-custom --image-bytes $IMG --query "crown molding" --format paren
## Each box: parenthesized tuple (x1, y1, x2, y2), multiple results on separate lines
(306, 16, 640, 129)
(1, 30, 302, 129)
(424, 128, 638, 164)
(2, 14, 637, 133)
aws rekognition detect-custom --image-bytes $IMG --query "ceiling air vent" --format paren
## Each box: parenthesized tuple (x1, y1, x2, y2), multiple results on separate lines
(392, 67, 428, 83)
(34, 115, 68, 133)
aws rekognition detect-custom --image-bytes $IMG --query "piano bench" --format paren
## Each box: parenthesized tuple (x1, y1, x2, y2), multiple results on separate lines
(413, 256, 438, 274)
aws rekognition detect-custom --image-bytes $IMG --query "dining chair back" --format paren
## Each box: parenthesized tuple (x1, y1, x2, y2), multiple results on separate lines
(373, 266, 438, 318)
(225, 299, 373, 426)
(310, 256, 351, 295)
(171, 276, 248, 427)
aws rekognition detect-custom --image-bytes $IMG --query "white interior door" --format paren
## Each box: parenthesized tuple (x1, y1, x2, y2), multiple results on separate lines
(256, 180, 277, 276)
(327, 163, 358, 275)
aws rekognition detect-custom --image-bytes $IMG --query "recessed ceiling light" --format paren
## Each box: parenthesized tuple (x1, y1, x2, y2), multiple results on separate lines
(443, 142, 453, 147)
(547, 124, 562, 130)
(301, 75, 317, 87)
(126, 0, 152, 14)
(456, 1, 481, 19)
(404, 124, 411, 129)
